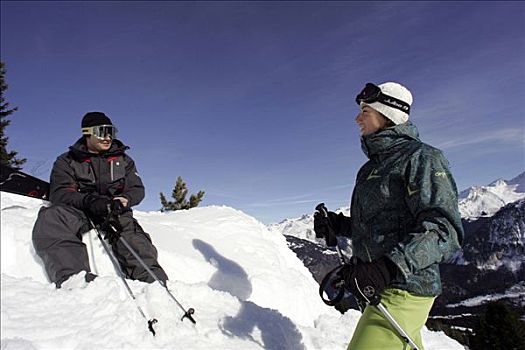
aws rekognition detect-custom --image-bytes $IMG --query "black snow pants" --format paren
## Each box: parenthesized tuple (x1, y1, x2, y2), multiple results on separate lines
(32, 205, 168, 287)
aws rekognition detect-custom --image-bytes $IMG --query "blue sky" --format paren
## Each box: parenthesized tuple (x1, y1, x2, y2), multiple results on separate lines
(1, 1, 524, 223)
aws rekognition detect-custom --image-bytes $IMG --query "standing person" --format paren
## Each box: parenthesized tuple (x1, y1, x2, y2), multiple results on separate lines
(33, 112, 168, 288)
(314, 82, 463, 349)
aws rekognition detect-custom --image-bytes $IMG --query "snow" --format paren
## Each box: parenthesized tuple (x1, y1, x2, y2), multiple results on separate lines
(1, 192, 463, 349)
(459, 172, 525, 220)
(446, 282, 525, 309)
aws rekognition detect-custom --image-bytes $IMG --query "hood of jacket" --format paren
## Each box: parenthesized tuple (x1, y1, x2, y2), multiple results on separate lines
(360, 122, 420, 162)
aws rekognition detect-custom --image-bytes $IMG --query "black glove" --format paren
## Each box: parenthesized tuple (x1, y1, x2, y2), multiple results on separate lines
(107, 199, 125, 234)
(343, 257, 398, 305)
(109, 199, 125, 216)
(313, 211, 339, 246)
(83, 194, 112, 218)
(95, 199, 125, 244)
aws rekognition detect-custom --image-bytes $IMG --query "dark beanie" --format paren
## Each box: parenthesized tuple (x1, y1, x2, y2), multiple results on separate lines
(81, 112, 113, 128)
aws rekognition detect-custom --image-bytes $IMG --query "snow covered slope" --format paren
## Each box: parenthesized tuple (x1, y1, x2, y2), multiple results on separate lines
(459, 172, 525, 220)
(0, 192, 462, 350)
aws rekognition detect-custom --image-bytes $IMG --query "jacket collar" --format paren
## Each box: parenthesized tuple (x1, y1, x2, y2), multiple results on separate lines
(360, 122, 420, 162)
(69, 137, 129, 160)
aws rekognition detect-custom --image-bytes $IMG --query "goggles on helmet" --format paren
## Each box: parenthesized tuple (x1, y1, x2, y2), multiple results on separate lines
(355, 83, 410, 114)
(81, 125, 118, 140)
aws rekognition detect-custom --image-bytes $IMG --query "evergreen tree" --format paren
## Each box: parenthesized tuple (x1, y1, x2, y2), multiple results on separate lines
(160, 176, 205, 211)
(470, 300, 525, 350)
(0, 62, 26, 169)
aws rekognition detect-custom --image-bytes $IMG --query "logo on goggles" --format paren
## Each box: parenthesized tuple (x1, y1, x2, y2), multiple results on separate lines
(81, 125, 118, 140)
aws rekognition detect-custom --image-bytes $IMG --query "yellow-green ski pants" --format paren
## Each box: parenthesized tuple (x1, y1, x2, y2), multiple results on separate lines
(348, 288, 435, 350)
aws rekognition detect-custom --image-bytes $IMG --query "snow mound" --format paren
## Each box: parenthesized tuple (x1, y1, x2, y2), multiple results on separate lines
(1, 192, 462, 349)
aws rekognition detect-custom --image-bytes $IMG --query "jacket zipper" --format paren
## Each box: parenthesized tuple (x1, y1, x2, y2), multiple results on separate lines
(98, 158, 102, 194)
(110, 159, 114, 182)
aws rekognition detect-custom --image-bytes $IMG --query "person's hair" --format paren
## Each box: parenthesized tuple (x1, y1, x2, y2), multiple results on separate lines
(379, 112, 396, 129)
(384, 119, 396, 128)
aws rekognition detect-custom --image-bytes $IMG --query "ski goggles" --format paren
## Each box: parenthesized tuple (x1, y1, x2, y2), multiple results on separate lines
(355, 83, 410, 114)
(81, 125, 118, 140)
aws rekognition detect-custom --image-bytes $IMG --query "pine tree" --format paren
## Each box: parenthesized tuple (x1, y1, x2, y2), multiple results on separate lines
(0, 62, 26, 170)
(160, 176, 205, 211)
(470, 300, 525, 350)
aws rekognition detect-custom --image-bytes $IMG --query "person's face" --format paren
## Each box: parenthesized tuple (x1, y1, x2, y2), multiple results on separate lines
(355, 105, 388, 136)
(85, 134, 112, 153)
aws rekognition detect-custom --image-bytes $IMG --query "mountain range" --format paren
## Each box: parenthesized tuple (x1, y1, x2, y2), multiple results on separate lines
(269, 172, 525, 241)
(459, 172, 525, 220)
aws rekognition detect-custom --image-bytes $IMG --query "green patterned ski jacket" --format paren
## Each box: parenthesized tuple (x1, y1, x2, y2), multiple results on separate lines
(339, 122, 463, 296)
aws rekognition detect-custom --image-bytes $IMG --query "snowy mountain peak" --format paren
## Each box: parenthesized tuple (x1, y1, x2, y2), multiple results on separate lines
(488, 178, 507, 187)
(459, 172, 525, 220)
(508, 171, 525, 193)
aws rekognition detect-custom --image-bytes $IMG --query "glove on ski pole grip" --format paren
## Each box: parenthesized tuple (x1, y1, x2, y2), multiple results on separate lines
(315, 203, 329, 217)
(314, 203, 340, 250)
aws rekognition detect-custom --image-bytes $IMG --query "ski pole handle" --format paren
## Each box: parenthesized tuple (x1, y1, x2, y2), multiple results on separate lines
(315, 203, 329, 217)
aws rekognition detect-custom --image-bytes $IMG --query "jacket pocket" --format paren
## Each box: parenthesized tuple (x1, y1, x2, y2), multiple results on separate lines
(70, 161, 96, 193)
(108, 157, 126, 182)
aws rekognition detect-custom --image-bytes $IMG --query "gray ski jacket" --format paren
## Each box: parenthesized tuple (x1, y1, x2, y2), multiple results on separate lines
(49, 138, 145, 210)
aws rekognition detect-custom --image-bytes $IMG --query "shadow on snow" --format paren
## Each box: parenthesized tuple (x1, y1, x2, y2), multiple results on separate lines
(192, 239, 305, 350)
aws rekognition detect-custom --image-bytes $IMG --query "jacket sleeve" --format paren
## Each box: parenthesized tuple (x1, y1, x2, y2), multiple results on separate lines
(49, 155, 89, 209)
(121, 155, 145, 207)
(387, 148, 464, 278)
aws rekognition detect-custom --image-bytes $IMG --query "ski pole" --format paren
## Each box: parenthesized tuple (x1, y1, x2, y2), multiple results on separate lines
(315, 203, 347, 265)
(376, 303, 420, 350)
(88, 218, 158, 336)
(101, 211, 197, 325)
(316, 202, 354, 307)
(314, 204, 419, 349)
(354, 278, 420, 350)
(115, 232, 196, 324)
